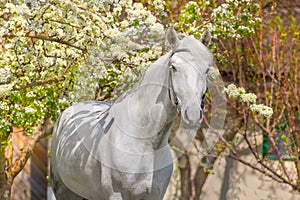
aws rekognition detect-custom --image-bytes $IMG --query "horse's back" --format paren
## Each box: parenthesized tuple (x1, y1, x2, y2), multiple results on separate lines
(51, 101, 111, 199)
(52, 100, 111, 153)
(53, 100, 111, 141)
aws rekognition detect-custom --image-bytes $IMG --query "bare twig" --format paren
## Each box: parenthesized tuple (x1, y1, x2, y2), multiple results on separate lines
(252, 116, 293, 183)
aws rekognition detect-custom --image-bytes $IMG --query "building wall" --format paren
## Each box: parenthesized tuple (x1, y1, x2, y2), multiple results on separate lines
(200, 155, 299, 200)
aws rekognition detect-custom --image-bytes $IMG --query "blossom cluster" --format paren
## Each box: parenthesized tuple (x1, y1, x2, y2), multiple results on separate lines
(0, 66, 12, 84)
(223, 83, 272, 117)
(250, 104, 273, 117)
(223, 84, 246, 99)
(0, 84, 14, 98)
(151, 0, 165, 12)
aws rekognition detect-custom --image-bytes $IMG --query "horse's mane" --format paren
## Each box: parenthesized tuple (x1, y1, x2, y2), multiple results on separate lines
(114, 52, 171, 104)
(114, 36, 213, 104)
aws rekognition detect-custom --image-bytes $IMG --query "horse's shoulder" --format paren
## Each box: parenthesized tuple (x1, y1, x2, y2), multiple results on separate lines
(73, 100, 112, 110)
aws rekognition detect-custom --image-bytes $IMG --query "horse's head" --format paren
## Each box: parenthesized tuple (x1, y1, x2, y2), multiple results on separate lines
(167, 27, 213, 129)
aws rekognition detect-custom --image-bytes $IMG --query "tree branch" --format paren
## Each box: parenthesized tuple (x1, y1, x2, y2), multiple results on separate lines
(178, 154, 192, 200)
(12, 52, 79, 91)
(3, 33, 87, 52)
(252, 116, 293, 183)
(12, 77, 65, 91)
(7, 120, 53, 183)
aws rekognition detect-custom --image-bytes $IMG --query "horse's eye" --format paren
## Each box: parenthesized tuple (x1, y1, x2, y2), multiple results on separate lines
(169, 65, 178, 72)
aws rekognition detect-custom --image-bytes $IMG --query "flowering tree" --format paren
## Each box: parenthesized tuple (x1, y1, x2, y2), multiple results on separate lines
(0, 0, 166, 198)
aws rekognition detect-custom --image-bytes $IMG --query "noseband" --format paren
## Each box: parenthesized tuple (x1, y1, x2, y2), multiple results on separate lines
(168, 48, 190, 111)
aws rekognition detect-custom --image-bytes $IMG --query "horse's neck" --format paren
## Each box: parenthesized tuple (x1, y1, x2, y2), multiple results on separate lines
(112, 54, 177, 150)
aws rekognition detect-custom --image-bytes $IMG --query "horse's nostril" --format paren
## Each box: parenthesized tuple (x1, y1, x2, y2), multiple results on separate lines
(185, 110, 189, 121)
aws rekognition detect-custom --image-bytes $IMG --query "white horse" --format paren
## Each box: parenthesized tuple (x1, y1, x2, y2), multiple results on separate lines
(50, 27, 213, 200)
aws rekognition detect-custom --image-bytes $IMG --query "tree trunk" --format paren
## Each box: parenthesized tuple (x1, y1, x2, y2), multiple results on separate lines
(0, 145, 11, 200)
(193, 155, 217, 200)
(178, 154, 191, 200)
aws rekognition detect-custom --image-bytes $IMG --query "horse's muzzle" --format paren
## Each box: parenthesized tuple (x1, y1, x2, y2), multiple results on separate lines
(182, 107, 203, 129)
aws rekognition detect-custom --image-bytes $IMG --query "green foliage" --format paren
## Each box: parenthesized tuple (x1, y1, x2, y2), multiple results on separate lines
(174, 0, 260, 40)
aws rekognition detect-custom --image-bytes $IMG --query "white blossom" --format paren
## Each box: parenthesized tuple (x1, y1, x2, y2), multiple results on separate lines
(145, 15, 157, 25)
(223, 84, 245, 99)
(0, 0, 167, 132)
(25, 107, 36, 114)
(133, 3, 144, 10)
(150, 23, 164, 32)
(0, 83, 14, 98)
(250, 104, 273, 117)
(0, 66, 12, 83)
(153, 0, 165, 11)
(5, 3, 16, 12)
(120, 20, 129, 28)
(26, 91, 35, 98)
(224, 84, 272, 117)
(59, 98, 68, 104)
(104, 28, 121, 38)
(240, 93, 257, 103)
(113, 5, 122, 16)
(16, 4, 31, 16)
(0, 102, 9, 111)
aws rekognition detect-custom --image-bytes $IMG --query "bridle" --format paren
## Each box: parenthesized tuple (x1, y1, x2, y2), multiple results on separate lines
(168, 48, 190, 112)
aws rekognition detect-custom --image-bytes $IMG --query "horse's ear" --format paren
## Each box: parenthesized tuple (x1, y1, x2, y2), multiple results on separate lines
(200, 30, 211, 46)
(167, 27, 179, 50)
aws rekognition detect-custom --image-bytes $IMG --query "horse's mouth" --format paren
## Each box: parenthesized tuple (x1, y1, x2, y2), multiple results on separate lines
(180, 117, 203, 130)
